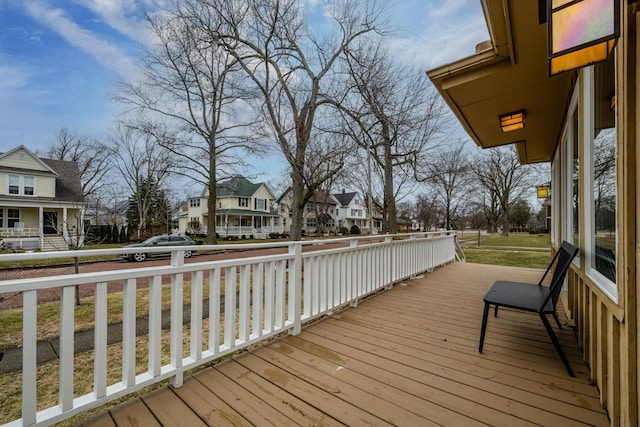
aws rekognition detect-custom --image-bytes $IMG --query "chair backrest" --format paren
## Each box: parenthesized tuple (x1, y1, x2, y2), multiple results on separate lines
(540, 241, 578, 311)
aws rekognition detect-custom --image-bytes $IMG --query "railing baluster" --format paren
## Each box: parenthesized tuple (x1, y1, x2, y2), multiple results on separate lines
(59, 286, 75, 412)
(148, 276, 162, 377)
(252, 263, 264, 337)
(264, 262, 275, 332)
(209, 268, 221, 353)
(224, 267, 237, 348)
(122, 278, 136, 387)
(239, 265, 250, 342)
(275, 260, 286, 328)
(94, 282, 107, 398)
(22, 290, 37, 426)
(191, 271, 203, 361)
(170, 271, 183, 387)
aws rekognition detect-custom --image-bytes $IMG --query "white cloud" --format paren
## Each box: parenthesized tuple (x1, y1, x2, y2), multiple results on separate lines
(390, 0, 490, 68)
(22, 0, 138, 77)
(73, 0, 150, 42)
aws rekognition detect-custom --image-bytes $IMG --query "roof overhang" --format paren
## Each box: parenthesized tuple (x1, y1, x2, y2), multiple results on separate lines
(427, 0, 575, 164)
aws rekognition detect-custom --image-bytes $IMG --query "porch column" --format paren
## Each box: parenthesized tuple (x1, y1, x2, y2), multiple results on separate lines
(38, 207, 44, 248)
(62, 207, 69, 240)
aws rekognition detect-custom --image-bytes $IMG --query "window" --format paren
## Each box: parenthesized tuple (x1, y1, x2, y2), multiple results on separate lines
(189, 199, 200, 208)
(256, 198, 266, 210)
(280, 204, 286, 213)
(24, 176, 34, 195)
(283, 218, 286, 227)
(8, 175, 19, 194)
(585, 57, 617, 299)
(7, 175, 36, 196)
(239, 197, 248, 207)
(561, 85, 580, 265)
(7, 209, 20, 228)
(306, 218, 316, 228)
(0, 209, 3, 227)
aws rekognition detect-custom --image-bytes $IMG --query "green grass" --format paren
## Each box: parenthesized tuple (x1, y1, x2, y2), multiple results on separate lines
(458, 232, 552, 269)
(463, 247, 552, 269)
(0, 244, 122, 269)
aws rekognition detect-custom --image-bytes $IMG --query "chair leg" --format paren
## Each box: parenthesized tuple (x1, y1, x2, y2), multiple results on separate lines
(479, 302, 490, 353)
(494, 305, 499, 317)
(539, 313, 574, 377)
(552, 312, 563, 329)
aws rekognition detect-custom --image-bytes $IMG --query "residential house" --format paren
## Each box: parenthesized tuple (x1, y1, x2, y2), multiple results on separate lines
(276, 188, 337, 236)
(427, 1, 638, 423)
(0, 145, 85, 250)
(179, 177, 280, 239)
(333, 190, 370, 233)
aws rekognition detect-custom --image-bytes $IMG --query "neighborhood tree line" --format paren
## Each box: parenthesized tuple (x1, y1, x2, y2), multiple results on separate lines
(39, 0, 547, 242)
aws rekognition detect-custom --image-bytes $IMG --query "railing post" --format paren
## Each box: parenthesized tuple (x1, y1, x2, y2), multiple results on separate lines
(289, 242, 302, 335)
(170, 250, 184, 387)
(349, 239, 359, 307)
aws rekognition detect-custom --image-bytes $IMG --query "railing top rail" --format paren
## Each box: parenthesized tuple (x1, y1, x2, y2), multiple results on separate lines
(0, 231, 456, 262)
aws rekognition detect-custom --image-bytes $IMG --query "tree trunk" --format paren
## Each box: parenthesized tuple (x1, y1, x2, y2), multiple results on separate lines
(383, 143, 397, 233)
(289, 167, 305, 241)
(206, 153, 217, 244)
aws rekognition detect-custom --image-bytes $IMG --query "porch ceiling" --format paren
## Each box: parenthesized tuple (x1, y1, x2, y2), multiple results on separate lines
(427, 0, 575, 164)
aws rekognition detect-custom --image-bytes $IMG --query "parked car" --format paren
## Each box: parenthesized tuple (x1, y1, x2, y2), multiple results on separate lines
(118, 235, 196, 262)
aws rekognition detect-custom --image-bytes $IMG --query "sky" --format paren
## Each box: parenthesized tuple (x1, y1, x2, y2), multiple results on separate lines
(0, 0, 489, 170)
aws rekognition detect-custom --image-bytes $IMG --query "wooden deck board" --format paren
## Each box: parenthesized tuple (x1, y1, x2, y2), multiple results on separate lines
(84, 262, 610, 427)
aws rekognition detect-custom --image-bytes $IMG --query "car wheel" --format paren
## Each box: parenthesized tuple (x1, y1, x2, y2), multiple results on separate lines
(133, 252, 147, 262)
(183, 250, 192, 258)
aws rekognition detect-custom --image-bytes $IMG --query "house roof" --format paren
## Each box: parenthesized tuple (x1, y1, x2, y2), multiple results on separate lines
(426, 0, 574, 164)
(40, 158, 85, 203)
(203, 177, 272, 199)
(333, 191, 358, 206)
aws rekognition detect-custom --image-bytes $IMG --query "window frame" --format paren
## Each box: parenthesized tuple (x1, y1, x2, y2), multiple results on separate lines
(582, 65, 619, 302)
(561, 84, 580, 268)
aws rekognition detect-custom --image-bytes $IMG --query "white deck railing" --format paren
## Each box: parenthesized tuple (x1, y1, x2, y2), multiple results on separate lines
(0, 232, 456, 427)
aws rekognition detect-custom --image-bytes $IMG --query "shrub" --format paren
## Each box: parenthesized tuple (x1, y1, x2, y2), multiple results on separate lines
(350, 225, 361, 235)
(339, 226, 349, 235)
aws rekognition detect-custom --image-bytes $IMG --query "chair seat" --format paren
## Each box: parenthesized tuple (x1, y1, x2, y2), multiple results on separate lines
(483, 280, 554, 313)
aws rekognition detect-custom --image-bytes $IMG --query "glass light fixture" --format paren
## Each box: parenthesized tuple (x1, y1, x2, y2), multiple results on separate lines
(499, 110, 526, 132)
(548, 0, 619, 75)
(536, 185, 550, 199)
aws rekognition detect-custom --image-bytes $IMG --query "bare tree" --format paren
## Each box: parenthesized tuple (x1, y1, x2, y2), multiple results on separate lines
(109, 121, 176, 241)
(472, 147, 533, 237)
(423, 142, 473, 230)
(208, 0, 388, 240)
(114, 0, 262, 244)
(340, 42, 449, 233)
(43, 128, 111, 200)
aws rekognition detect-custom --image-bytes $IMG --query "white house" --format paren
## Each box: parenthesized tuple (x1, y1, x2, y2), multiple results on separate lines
(179, 177, 280, 239)
(332, 190, 371, 233)
(0, 145, 86, 250)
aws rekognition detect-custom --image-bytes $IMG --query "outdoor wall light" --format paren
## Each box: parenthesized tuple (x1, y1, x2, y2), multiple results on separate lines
(499, 110, 526, 132)
(547, 0, 619, 76)
(536, 184, 549, 199)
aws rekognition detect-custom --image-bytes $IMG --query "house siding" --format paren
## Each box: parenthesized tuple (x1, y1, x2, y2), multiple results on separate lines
(0, 149, 51, 172)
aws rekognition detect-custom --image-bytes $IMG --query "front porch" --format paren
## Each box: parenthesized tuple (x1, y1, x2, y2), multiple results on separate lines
(84, 262, 608, 426)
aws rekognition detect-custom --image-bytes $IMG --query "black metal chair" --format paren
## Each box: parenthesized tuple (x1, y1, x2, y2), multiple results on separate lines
(478, 241, 579, 376)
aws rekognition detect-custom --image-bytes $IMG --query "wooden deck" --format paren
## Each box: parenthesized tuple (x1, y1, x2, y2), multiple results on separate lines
(82, 262, 609, 426)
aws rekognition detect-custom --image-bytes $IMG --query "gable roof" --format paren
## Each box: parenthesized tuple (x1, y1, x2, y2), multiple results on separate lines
(205, 177, 273, 199)
(0, 145, 59, 176)
(40, 158, 85, 203)
(333, 191, 358, 206)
